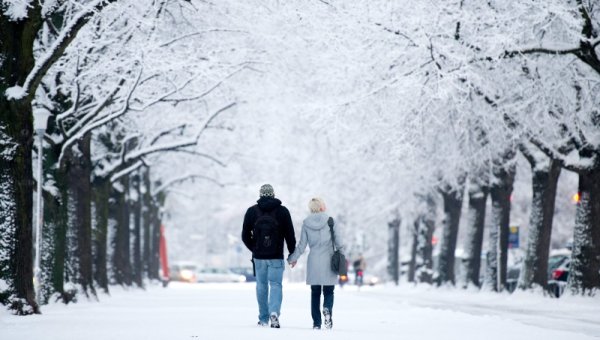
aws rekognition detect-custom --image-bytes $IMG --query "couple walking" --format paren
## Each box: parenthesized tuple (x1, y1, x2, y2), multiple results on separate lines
(241, 184, 344, 330)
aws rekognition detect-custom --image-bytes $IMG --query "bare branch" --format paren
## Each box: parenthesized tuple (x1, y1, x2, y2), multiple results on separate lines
(159, 29, 248, 48)
(149, 124, 188, 145)
(374, 22, 418, 47)
(152, 173, 224, 196)
(169, 150, 226, 167)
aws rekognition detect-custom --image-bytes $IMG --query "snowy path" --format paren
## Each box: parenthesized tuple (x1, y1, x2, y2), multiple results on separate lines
(2, 282, 599, 340)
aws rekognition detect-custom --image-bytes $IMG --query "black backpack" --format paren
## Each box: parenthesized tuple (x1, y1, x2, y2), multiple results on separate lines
(252, 206, 282, 257)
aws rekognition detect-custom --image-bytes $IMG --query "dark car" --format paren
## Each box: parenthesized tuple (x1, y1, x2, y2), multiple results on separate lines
(548, 258, 570, 297)
(506, 249, 571, 293)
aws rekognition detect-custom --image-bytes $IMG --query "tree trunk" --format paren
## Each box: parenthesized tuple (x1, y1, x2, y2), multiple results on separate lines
(93, 179, 110, 293)
(437, 181, 465, 286)
(416, 194, 436, 284)
(42, 151, 71, 303)
(407, 218, 419, 283)
(0, 15, 42, 313)
(111, 178, 132, 286)
(149, 203, 162, 280)
(462, 178, 488, 288)
(69, 134, 95, 297)
(387, 218, 401, 285)
(142, 170, 152, 279)
(567, 166, 600, 294)
(132, 174, 143, 287)
(485, 162, 516, 291)
(518, 160, 561, 290)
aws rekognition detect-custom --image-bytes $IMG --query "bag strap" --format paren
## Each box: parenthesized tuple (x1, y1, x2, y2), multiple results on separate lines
(328, 217, 337, 252)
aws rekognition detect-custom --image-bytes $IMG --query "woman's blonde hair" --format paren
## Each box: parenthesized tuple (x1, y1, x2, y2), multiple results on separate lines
(308, 197, 326, 213)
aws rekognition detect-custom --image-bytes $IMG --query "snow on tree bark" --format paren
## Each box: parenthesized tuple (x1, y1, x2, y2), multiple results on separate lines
(484, 152, 516, 292)
(436, 178, 466, 286)
(69, 134, 95, 297)
(462, 177, 489, 288)
(132, 173, 143, 288)
(568, 166, 600, 294)
(518, 153, 561, 291)
(92, 178, 110, 293)
(407, 217, 419, 283)
(416, 194, 436, 284)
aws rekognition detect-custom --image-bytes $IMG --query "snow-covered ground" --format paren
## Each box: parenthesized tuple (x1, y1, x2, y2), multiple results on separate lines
(2, 282, 599, 340)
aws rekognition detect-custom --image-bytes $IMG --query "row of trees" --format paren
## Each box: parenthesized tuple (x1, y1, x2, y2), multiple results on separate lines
(375, 1, 600, 295)
(246, 1, 598, 296)
(0, 0, 241, 314)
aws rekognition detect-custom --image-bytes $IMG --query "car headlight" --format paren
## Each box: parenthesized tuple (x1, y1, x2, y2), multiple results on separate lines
(180, 270, 194, 281)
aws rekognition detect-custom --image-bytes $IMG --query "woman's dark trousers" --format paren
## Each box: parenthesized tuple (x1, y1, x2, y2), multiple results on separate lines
(311, 285, 334, 327)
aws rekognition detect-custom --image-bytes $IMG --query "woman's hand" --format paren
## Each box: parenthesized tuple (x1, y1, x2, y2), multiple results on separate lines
(289, 261, 297, 268)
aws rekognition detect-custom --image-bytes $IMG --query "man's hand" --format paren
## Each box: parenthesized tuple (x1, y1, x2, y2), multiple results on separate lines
(289, 261, 297, 268)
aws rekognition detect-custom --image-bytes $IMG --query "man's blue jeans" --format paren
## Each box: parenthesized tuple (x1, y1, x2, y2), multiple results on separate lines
(254, 259, 284, 323)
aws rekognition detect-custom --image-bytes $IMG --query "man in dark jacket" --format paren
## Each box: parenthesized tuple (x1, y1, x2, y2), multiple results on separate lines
(241, 184, 296, 328)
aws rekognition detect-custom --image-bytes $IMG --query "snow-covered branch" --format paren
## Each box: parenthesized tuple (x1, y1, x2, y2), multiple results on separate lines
(168, 150, 226, 167)
(64, 78, 126, 138)
(17, 0, 119, 101)
(98, 102, 236, 179)
(58, 65, 143, 166)
(110, 160, 144, 183)
(158, 28, 248, 48)
(161, 65, 251, 105)
(152, 174, 224, 196)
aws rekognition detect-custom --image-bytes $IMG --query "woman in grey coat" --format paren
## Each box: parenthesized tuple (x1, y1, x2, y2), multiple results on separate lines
(288, 197, 344, 330)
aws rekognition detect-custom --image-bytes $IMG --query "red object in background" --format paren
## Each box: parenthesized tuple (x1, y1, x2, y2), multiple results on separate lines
(159, 224, 170, 280)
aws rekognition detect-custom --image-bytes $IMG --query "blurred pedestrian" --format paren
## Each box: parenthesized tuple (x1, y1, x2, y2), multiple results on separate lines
(288, 197, 345, 330)
(353, 254, 366, 287)
(241, 184, 296, 328)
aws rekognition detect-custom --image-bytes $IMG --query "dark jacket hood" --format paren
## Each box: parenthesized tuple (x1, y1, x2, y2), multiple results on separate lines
(257, 197, 282, 212)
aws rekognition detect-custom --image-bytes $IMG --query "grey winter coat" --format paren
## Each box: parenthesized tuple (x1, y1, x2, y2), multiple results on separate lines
(288, 212, 344, 286)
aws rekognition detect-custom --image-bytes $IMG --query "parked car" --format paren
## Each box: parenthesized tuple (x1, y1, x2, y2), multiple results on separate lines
(506, 249, 571, 293)
(551, 259, 570, 281)
(364, 274, 380, 286)
(229, 267, 256, 282)
(196, 268, 246, 283)
(169, 262, 198, 283)
(548, 257, 570, 297)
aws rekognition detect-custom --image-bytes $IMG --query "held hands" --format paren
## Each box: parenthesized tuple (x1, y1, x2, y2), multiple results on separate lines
(289, 261, 297, 268)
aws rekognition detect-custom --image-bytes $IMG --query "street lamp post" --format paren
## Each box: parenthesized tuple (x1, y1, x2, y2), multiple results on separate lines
(33, 108, 50, 305)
